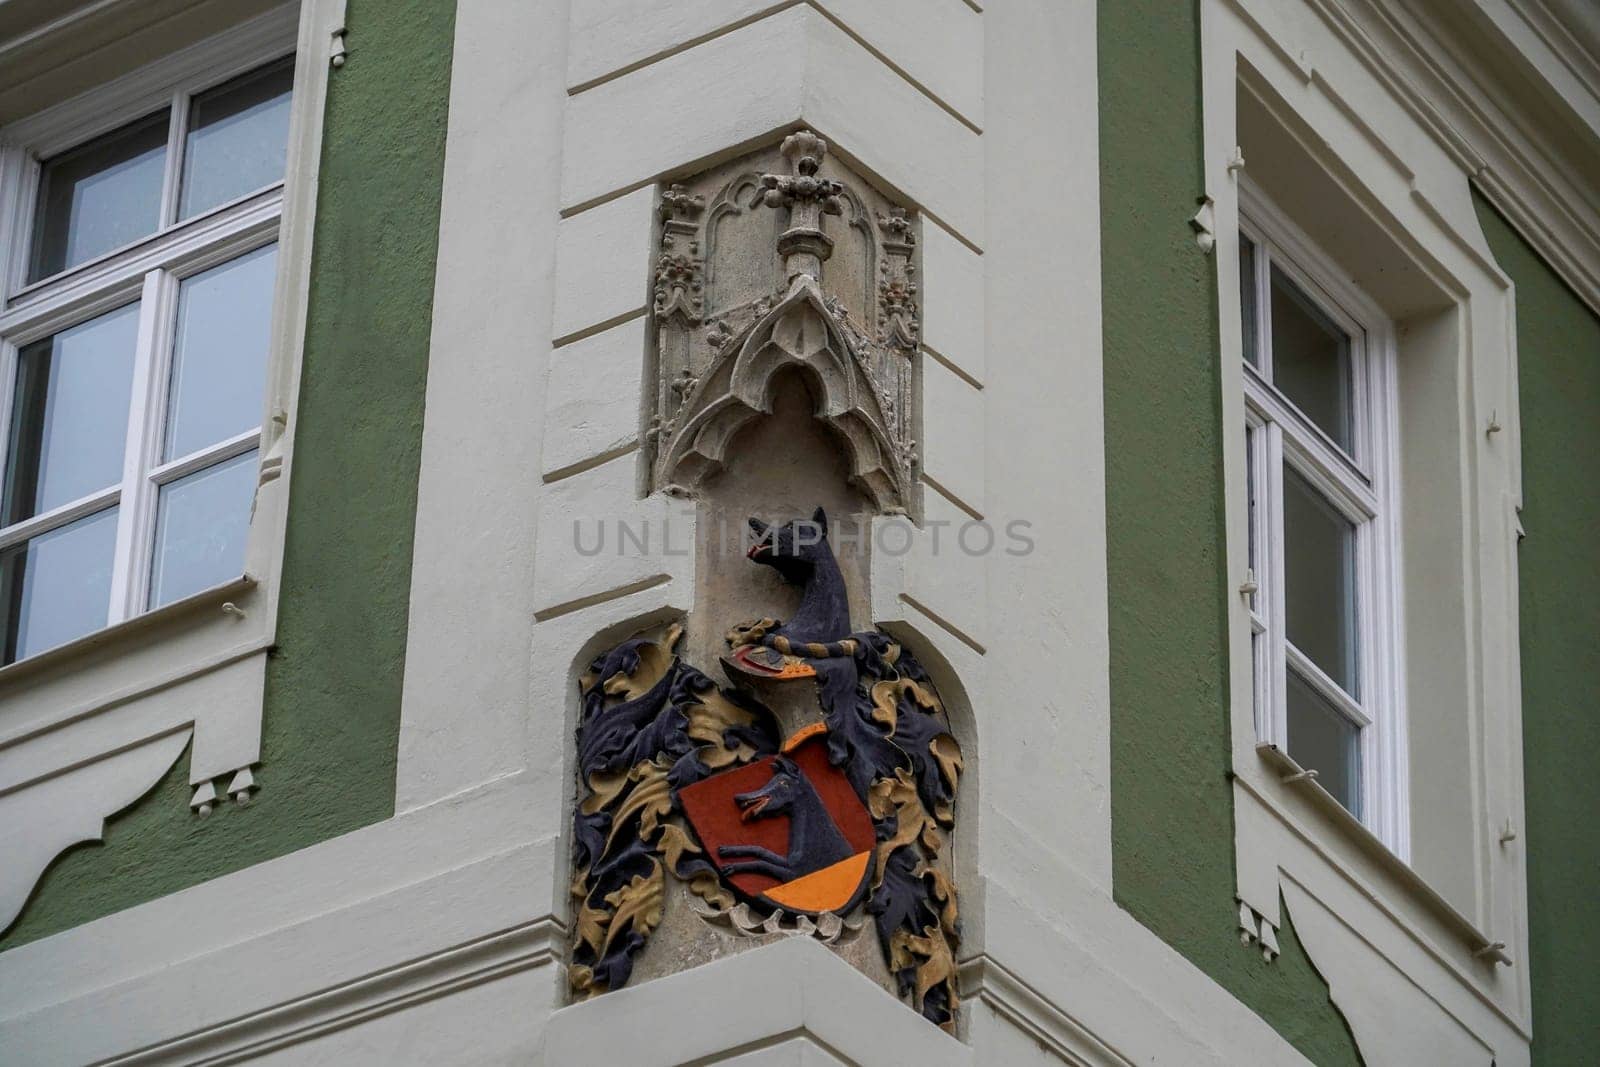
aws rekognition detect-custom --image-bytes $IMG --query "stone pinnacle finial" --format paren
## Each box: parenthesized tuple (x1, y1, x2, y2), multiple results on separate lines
(659, 182, 705, 222)
(759, 130, 845, 284)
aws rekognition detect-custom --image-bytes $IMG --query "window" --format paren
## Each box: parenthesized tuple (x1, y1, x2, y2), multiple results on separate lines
(1238, 189, 1406, 850)
(0, 55, 293, 665)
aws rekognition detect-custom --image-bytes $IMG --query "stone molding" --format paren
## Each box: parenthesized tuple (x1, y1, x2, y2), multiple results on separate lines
(958, 954, 1135, 1067)
(1309, 0, 1600, 314)
(546, 936, 967, 1067)
(103, 919, 564, 1066)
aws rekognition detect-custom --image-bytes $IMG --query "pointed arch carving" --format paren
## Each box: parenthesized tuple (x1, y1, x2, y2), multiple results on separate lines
(704, 172, 780, 318)
(647, 131, 920, 514)
(659, 278, 909, 511)
(834, 183, 876, 325)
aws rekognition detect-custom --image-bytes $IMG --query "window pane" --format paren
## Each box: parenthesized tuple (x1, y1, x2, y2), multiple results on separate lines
(1269, 266, 1353, 450)
(29, 110, 169, 281)
(1287, 667, 1361, 816)
(4, 304, 140, 525)
(1240, 234, 1259, 368)
(0, 506, 118, 663)
(1283, 465, 1358, 694)
(164, 244, 277, 461)
(179, 59, 294, 220)
(148, 450, 257, 608)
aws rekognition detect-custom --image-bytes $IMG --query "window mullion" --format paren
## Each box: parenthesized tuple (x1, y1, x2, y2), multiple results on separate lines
(1246, 418, 1271, 739)
(1355, 487, 1383, 834)
(1256, 242, 1272, 381)
(158, 91, 189, 231)
(1265, 422, 1288, 749)
(1285, 641, 1370, 727)
(0, 145, 34, 302)
(0, 487, 120, 551)
(106, 269, 172, 622)
(150, 427, 262, 486)
(0, 338, 14, 522)
(1248, 372, 1375, 497)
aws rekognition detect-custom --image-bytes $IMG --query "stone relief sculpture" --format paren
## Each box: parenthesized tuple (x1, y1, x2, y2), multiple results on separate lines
(647, 131, 920, 515)
(570, 130, 958, 1030)
(570, 510, 963, 1030)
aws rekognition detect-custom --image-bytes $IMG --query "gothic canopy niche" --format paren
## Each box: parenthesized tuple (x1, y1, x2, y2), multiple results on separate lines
(647, 131, 921, 514)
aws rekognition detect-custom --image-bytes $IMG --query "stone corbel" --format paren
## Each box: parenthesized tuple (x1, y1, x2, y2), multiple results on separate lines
(1190, 195, 1218, 253)
(0, 729, 191, 933)
(1238, 898, 1281, 962)
(0, 646, 267, 935)
(328, 0, 349, 68)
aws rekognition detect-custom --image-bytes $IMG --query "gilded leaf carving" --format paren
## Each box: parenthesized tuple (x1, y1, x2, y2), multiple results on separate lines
(570, 509, 964, 1028)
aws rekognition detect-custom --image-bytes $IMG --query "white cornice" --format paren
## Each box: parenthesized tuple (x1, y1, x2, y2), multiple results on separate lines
(104, 919, 565, 1066)
(0, 0, 124, 64)
(1532, 0, 1600, 87)
(958, 954, 1135, 1067)
(1, 4, 297, 154)
(1493, 0, 1600, 136)
(543, 936, 970, 1067)
(1313, 0, 1600, 315)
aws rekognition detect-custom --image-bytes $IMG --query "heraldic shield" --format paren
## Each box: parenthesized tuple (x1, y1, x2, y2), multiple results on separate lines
(678, 724, 876, 915)
(569, 508, 964, 1031)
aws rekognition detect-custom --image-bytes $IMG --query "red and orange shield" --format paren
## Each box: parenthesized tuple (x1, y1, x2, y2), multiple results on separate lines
(678, 725, 874, 915)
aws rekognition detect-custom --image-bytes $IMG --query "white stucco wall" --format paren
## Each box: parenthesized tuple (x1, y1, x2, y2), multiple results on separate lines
(2, 0, 1589, 1062)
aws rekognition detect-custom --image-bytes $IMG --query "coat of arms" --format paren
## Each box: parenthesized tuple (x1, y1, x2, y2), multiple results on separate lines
(569, 508, 963, 1030)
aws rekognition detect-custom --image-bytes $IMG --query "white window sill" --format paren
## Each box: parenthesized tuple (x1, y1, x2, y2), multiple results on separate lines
(0, 574, 258, 695)
(1253, 742, 1511, 967)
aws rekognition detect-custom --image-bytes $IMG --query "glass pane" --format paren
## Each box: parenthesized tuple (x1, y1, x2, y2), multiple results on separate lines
(164, 244, 277, 461)
(1287, 667, 1361, 816)
(148, 450, 257, 608)
(4, 304, 140, 525)
(1283, 465, 1358, 694)
(29, 110, 169, 281)
(1240, 234, 1259, 368)
(0, 506, 118, 663)
(179, 59, 294, 220)
(1269, 266, 1353, 450)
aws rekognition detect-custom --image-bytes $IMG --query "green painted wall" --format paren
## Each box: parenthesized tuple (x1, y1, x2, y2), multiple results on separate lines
(1096, 1, 1362, 1062)
(1474, 193, 1600, 1067)
(0, 0, 457, 950)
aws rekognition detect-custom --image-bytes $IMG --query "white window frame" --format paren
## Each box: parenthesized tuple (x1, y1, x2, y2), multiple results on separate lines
(0, 0, 347, 941)
(0, 21, 294, 659)
(1238, 178, 1408, 858)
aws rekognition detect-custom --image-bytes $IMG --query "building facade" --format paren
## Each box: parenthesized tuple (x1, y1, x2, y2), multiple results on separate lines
(0, 0, 1595, 1063)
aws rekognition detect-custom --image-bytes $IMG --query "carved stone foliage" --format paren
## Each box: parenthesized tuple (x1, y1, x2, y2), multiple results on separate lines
(571, 510, 963, 1030)
(877, 207, 918, 351)
(654, 184, 704, 325)
(647, 132, 921, 514)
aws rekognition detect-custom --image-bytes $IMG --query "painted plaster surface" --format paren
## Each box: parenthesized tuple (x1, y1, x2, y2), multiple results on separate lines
(1474, 192, 1600, 1067)
(1097, 1, 1359, 1062)
(0, 0, 457, 951)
